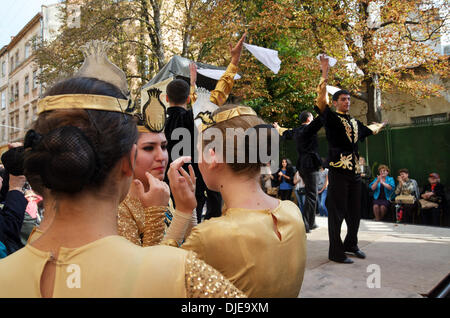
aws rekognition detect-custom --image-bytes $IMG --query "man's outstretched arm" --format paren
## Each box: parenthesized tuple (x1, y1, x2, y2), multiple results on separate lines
(316, 55, 330, 114)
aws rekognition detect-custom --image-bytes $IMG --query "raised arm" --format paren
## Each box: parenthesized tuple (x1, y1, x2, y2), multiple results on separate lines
(316, 55, 330, 114)
(210, 32, 247, 106)
(273, 122, 290, 137)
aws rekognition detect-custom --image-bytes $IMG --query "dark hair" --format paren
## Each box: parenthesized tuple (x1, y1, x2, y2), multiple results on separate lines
(299, 111, 312, 124)
(332, 89, 350, 101)
(281, 158, 290, 167)
(24, 77, 138, 194)
(166, 79, 190, 105)
(398, 168, 409, 175)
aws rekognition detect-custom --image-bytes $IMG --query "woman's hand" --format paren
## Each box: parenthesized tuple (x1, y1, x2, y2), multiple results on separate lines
(9, 174, 26, 192)
(319, 54, 329, 79)
(230, 31, 247, 66)
(167, 156, 197, 214)
(132, 172, 170, 208)
(189, 62, 197, 87)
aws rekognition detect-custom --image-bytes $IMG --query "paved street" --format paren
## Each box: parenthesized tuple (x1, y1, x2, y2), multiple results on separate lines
(299, 216, 450, 298)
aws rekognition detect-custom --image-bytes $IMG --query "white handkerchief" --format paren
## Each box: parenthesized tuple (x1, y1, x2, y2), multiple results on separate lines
(316, 54, 337, 67)
(243, 43, 281, 74)
(326, 85, 341, 95)
(197, 68, 241, 81)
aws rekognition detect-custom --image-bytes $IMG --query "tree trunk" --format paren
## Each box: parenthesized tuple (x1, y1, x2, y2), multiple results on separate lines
(151, 0, 165, 70)
(365, 75, 382, 123)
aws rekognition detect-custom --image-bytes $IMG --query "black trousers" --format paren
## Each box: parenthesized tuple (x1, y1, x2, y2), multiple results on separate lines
(279, 189, 293, 201)
(299, 168, 319, 229)
(421, 207, 441, 226)
(326, 169, 362, 261)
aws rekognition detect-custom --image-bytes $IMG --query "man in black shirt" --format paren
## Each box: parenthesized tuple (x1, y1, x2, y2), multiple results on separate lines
(274, 111, 323, 232)
(316, 55, 385, 263)
(164, 33, 246, 222)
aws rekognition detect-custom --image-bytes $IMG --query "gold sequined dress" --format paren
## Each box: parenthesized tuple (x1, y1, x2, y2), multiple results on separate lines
(0, 235, 245, 298)
(117, 194, 172, 247)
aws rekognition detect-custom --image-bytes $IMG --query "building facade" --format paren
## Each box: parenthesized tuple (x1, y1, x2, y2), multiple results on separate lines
(0, 4, 62, 155)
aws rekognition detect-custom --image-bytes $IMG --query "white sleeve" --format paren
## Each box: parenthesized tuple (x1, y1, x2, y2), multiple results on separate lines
(163, 210, 194, 246)
(184, 212, 198, 240)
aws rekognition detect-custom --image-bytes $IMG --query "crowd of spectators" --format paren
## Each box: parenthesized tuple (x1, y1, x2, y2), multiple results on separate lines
(261, 158, 449, 228)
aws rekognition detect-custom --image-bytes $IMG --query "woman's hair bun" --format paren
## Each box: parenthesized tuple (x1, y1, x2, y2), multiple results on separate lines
(24, 126, 99, 193)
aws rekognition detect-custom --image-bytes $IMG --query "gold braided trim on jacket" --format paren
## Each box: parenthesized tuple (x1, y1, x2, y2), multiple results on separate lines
(329, 153, 354, 170)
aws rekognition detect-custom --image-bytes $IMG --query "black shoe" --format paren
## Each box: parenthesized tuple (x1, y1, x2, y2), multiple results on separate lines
(311, 224, 318, 230)
(329, 257, 354, 264)
(345, 249, 366, 259)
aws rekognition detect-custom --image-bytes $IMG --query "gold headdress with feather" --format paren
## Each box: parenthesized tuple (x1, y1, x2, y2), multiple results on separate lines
(37, 40, 136, 115)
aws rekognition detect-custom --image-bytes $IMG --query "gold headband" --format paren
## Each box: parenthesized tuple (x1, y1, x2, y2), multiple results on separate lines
(137, 125, 151, 133)
(37, 94, 130, 115)
(199, 106, 258, 132)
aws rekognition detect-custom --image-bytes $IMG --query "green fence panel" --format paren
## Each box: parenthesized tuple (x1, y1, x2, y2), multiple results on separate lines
(281, 123, 450, 191)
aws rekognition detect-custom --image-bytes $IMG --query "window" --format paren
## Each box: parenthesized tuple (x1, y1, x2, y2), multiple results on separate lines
(10, 56, 14, 72)
(25, 109, 29, 126)
(14, 82, 19, 100)
(9, 115, 14, 137)
(411, 113, 448, 125)
(15, 51, 19, 68)
(444, 44, 450, 56)
(1, 61, 5, 77)
(32, 70, 38, 89)
(24, 76, 29, 95)
(25, 42, 31, 59)
(1, 90, 5, 109)
(1, 121, 5, 141)
(32, 104, 37, 119)
(10, 86, 14, 103)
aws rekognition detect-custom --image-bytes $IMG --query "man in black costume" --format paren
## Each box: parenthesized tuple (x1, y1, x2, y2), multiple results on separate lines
(315, 56, 385, 263)
(274, 111, 323, 233)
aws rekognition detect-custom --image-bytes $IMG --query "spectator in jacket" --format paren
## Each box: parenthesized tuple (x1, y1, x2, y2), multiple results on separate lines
(275, 158, 295, 201)
(394, 168, 420, 224)
(0, 173, 27, 256)
(370, 165, 395, 221)
(420, 173, 447, 226)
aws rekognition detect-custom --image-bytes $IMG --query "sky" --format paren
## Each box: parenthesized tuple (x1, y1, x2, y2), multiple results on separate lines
(0, 0, 60, 48)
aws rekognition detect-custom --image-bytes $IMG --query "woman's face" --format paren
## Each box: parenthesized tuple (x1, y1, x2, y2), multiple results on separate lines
(134, 132, 168, 186)
(399, 172, 409, 181)
(282, 159, 287, 168)
(428, 177, 437, 185)
(380, 169, 389, 177)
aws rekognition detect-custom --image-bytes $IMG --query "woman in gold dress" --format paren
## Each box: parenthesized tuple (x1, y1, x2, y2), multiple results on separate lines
(116, 33, 247, 247)
(165, 104, 308, 298)
(0, 41, 244, 298)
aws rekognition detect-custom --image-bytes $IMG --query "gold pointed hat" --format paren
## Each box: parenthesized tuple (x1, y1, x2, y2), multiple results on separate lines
(75, 40, 130, 98)
(37, 40, 136, 115)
